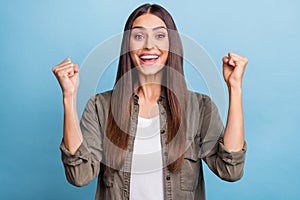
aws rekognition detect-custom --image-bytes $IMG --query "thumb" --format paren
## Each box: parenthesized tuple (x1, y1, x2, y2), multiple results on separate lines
(74, 64, 79, 73)
(222, 56, 229, 64)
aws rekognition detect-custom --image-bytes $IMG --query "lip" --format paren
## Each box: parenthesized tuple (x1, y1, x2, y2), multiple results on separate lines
(139, 53, 160, 65)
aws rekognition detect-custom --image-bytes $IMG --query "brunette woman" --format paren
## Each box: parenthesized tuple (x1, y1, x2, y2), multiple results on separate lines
(52, 4, 247, 200)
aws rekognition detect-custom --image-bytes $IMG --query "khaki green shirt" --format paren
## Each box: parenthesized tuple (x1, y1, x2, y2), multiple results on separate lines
(60, 90, 246, 200)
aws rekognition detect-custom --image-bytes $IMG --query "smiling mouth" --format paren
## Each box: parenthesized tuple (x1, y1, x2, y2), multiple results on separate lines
(139, 54, 159, 65)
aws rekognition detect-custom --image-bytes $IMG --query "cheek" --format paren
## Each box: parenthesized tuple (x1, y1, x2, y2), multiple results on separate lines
(130, 39, 142, 67)
(156, 40, 169, 64)
(130, 50, 139, 67)
(161, 50, 169, 64)
(130, 38, 143, 52)
(159, 42, 169, 61)
(156, 40, 169, 52)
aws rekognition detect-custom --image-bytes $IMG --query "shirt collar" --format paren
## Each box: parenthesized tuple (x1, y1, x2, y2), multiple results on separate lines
(132, 86, 166, 103)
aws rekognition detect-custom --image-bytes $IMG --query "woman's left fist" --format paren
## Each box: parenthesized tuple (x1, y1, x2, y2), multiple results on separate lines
(222, 52, 248, 88)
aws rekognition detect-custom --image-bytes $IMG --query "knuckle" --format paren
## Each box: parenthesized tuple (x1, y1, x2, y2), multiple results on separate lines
(53, 68, 59, 74)
(57, 71, 65, 77)
(63, 58, 71, 63)
(229, 52, 236, 56)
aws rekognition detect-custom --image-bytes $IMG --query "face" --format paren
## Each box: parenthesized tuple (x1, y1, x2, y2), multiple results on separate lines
(130, 13, 169, 76)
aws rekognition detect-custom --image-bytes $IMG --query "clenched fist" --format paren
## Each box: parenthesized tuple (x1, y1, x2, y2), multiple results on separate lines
(52, 58, 80, 97)
(222, 52, 248, 88)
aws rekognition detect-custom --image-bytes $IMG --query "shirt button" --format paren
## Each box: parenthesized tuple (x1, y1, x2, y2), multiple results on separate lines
(166, 176, 170, 181)
(160, 129, 165, 134)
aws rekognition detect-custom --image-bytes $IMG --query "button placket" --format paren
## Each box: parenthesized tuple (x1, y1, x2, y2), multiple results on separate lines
(124, 97, 140, 199)
(157, 98, 173, 200)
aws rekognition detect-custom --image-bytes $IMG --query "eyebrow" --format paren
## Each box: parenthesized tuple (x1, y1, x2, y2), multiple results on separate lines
(131, 26, 167, 31)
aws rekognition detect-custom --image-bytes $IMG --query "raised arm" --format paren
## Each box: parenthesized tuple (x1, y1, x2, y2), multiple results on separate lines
(52, 58, 82, 154)
(222, 52, 248, 152)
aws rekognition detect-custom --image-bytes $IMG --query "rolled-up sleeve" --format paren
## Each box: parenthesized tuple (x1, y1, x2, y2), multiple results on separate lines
(218, 139, 246, 166)
(206, 139, 247, 182)
(60, 95, 103, 187)
(199, 95, 246, 182)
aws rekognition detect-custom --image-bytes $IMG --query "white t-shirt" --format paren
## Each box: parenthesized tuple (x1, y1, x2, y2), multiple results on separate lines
(130, 115, 164, 200)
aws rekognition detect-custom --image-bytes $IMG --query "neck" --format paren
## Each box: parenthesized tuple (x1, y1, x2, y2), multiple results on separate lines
(135, 71, 163, 103)
(137, 83, 161, 104)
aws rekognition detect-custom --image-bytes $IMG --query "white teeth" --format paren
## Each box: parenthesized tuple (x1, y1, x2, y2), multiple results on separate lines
(140, 55, 159, 59)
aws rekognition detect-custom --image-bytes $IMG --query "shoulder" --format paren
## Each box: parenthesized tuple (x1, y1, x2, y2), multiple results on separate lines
(187, 90, 213, 104)
(187, 90, 219, 113)
(95, 90, 113, 101)
(84, 90, 113, 110)
(88, 90, 113, 102)
(82, 90, 113, 120)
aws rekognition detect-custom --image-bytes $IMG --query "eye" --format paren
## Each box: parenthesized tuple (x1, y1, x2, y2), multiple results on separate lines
(155, 33, 166, 39)
(134, 33, 144, 40)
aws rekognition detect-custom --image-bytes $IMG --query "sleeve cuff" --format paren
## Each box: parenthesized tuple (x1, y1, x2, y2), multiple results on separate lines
(218, 139, 247, 165)
(60, 141, 91, 166)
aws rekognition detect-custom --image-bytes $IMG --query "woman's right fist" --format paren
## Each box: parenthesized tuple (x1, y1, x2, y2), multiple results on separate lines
(52, 58, 80, 97)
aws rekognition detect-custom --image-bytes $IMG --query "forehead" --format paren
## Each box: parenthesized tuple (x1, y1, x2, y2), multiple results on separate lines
(132, 13, 166, 29)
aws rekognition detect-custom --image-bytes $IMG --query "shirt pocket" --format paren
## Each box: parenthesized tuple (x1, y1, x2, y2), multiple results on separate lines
(103, 171, 114, 187)
(180, 150, 201, 191)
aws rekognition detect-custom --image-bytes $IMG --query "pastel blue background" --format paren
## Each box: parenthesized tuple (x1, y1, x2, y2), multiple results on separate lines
(1, 0, 299, 199)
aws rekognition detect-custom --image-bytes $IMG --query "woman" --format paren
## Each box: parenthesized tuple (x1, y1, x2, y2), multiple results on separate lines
(52, 4, 247, 200)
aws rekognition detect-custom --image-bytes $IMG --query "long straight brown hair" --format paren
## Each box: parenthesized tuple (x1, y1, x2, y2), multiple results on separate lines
(106, 4, 188, 173)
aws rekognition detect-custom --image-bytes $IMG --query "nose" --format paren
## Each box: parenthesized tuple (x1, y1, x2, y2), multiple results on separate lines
(144, 35, 155, 49)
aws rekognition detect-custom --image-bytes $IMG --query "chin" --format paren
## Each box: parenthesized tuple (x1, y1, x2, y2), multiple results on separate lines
(137, 65, 165, 76)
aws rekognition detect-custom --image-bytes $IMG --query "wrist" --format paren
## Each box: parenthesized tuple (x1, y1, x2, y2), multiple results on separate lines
(63, 90, 77, 98)
(227, 83, 242, 91)
(228, 84, 242, 97)
(63, 93, 77, 105)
